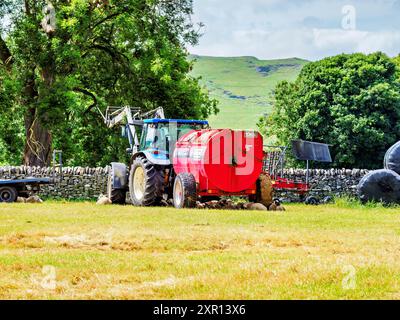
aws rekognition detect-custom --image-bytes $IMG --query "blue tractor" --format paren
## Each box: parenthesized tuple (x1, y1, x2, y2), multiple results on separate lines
(102, 106, 208, 206)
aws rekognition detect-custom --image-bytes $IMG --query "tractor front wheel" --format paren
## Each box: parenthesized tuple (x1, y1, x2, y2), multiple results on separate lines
(0, 186, 18, 203)
(129, 156, 163, 206)
(173, 173, 197, 209)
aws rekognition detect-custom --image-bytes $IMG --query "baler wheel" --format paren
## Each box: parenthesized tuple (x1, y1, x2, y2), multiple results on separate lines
(173, 173, 197, 209)
(0, 186, 18, 203)
(107, 174, 126, 204)
(129, 156, 164, 206)
(250, 174, 273, 207)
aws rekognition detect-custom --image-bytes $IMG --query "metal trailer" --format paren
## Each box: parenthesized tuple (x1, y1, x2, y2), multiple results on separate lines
(0, 150, 63, 203)
(0, 178, 51, 203)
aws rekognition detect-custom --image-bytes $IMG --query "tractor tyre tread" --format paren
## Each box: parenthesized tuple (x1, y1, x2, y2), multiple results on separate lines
(109, 189, 126, 204)
(107, 175, 126, 204)
(173, 173, 197, 209)
(129, 156, 164, 206)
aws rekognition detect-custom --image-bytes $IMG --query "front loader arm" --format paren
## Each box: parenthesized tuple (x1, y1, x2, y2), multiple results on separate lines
(101, 106, 165, 154)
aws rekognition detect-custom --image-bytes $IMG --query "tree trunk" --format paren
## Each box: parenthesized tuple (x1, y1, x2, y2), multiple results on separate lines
(23, 107, 52, 167)
(0, 37, 13, 70)
(22, 69, 53, 167)
(2, 7, 54, 167)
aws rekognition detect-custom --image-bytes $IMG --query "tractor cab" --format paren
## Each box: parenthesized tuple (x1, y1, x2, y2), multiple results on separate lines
(139, 119, 209, 165)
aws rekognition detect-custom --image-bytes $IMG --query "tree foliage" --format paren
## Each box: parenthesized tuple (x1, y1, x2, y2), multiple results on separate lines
(0, 0, 217, 166)
(260, 52, 400, 169)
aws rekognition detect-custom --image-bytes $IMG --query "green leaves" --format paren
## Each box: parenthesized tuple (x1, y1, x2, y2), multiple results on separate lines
(263, 52, 400, 169)
(0, 0, 217, 166)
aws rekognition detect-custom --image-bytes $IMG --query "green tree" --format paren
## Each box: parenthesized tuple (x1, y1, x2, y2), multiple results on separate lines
(393, 55, 400, 67)
(0, 0, 217, 166)
(260, 52, 400, 169)
(394, 54, 400, 80)
(0, 67, 24, 165)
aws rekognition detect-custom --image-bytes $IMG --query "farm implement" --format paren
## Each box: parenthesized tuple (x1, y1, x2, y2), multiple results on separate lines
(263, 140, 332, 204)
(102, 106, 333, 208)
(102, 106, 271, 208)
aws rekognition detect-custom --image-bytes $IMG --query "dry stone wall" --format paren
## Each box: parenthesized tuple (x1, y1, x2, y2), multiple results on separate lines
(0, 166, 109, 200)
(0, 166, 369, 201)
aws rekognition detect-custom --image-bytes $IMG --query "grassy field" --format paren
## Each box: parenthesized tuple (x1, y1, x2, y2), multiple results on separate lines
(190, 55, 307, 130)
(1, 201, 400, 300)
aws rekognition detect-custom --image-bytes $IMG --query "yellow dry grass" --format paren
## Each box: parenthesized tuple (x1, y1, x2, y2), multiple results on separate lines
(1, 201, 400, 300)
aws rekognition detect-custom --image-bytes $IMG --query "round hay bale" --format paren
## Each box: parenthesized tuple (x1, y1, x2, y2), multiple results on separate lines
(384, 141, 400, 175)
(357, 169, 400, 204)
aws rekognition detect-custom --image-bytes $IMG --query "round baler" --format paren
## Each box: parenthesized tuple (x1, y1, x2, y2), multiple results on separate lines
(172, 129, 264, 208)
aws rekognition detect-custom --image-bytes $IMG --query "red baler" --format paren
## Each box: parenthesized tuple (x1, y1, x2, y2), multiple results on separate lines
(172, 129, 264, 207)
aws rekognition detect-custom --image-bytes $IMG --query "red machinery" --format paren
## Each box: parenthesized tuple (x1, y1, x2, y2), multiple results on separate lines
(104, 104, 331, 208)
(262, 146, 309, 196)
(173, 129, 264, 207)
(262, 141, 332, 203)
(271, 178, 310, 195)
(172, 134, 326, 208)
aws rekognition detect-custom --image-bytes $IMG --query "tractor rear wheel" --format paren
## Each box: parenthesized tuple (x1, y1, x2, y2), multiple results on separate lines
(129, 156, 164, 206)
(173, 173, 197, 209)
(0, 186, 18, 203)
(107, 174, 126, 204)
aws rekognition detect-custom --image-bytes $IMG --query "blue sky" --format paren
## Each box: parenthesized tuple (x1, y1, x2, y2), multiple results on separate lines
(189, 0, 400, 60)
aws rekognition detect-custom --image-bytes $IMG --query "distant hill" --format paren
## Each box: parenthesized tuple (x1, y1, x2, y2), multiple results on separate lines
(190, 55, 308, 130)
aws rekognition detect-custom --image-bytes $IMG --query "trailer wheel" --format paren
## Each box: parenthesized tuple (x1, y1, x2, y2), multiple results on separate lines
(129, 156, 163, 206)
(107, 174, 126, 204)
(305, 196, 320, 205)
(173, 173, 197, 209)
(0, 186, 18, 203)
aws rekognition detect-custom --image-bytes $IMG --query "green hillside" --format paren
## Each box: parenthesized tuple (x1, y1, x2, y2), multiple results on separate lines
(190, 55, 308, 130)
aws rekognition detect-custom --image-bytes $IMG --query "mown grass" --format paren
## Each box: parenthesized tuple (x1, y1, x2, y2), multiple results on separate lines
(1, 201, 400, 300)
(190, 55, 307, 130)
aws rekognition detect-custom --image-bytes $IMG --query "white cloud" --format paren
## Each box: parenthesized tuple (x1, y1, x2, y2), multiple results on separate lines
(313, 29, 400, 56)
(189, 0, 400, 60)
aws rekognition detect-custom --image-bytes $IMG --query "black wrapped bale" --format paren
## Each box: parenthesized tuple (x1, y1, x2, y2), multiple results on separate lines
(357, 169, 400, 204)
(384, 141, 400, 175)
